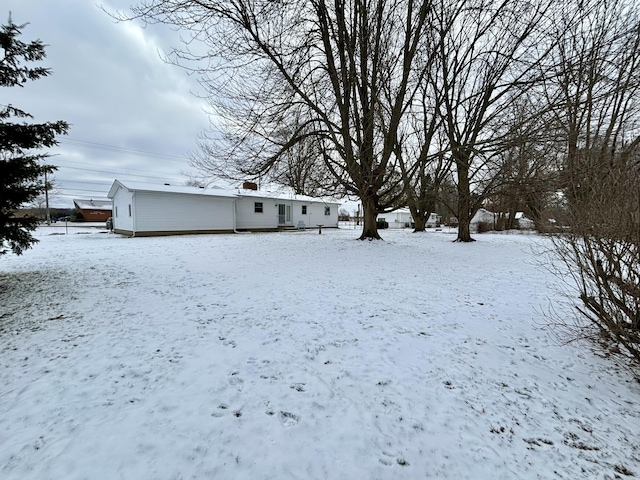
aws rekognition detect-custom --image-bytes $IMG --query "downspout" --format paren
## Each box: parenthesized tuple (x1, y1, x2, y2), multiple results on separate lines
(233, 199, 239, 233)
(233, 197, 250, 234)
(131, 191, 136, 238)
(232, 199, 246, 233)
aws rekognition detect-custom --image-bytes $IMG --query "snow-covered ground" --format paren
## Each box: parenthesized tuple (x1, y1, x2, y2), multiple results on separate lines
(1, 225, 638, 479)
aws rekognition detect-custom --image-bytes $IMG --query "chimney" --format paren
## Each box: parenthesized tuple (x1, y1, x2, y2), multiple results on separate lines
(242, 181, 258, 190)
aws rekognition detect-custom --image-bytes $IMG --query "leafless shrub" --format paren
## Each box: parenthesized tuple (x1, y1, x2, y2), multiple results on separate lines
(476, 221, 492, 233)
(541, 0, 640, 370)
(549, 156, 640, 366)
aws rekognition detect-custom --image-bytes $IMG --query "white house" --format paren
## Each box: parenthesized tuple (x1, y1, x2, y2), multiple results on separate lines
(514, 212, 536, 230)
(470, 209, 536, 232)
(377, 209, 413, 229)
(107, 180, 340, 237)
(376, 209, 442, 229)
(470, 208, 496, 232)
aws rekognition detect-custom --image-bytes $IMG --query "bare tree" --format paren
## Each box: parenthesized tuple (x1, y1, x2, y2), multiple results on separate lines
(267, 135, 335, 197)
(487, 96, 562, 230)
(545, 0, 640, 207)
(404, 152, 452, 232)
(544, 0, 640, 363)
(394, 74, 453, 232)
(28, 173, 58, 222)
(431, 0, 555, 241)
(191, 105, 339, 196)
(123, 0, 435, 240)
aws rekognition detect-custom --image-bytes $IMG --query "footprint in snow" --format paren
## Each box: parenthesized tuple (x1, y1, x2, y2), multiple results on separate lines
(228, 371, 244, 391)
(379, 451, 407, 466)
(219, 337, 237, 348)
(278, 411, 299, 426)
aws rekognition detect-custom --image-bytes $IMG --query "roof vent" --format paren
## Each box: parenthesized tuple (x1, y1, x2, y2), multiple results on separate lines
(242, 181, 258, 190)
(164, 183, 170, 186)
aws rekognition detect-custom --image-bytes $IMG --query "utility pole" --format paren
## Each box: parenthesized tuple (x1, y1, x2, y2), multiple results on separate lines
(44, 171, 51, 225)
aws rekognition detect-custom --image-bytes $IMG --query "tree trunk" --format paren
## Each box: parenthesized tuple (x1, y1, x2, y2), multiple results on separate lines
(507, 204, 518, 230)
(413, 214, 427, 232)
(359, 195, 382, 240)
(455, 159, 475, 242)
(408, 204, 427, 232)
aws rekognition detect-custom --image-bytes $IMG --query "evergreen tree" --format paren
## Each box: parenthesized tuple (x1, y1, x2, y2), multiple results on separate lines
(0, 16, 68, 255)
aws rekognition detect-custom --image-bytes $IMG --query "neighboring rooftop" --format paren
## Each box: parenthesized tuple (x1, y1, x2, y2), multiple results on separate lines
(73, 199, 112, 211)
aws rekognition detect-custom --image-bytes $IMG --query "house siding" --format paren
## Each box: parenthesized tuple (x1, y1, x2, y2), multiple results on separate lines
(295, 201, 338, 228)
(235, 197, 279, 230)
(135, 192, 235, 233)
(234, 197, 339, 230)
(111, 185, 134, 233)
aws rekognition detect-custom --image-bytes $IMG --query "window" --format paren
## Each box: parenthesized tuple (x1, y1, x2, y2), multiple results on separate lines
(302, 205, 307, 214)
(128, 204, 132, 217)
(254, 202, 263, 213)
(324, 206, 330, 216)
(115, 206, 118, 217)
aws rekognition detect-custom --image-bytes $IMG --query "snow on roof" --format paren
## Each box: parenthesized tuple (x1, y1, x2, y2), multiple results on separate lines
(386, 208, 412, 215)
(378, 208, 440, 216)
(73, 199, 112, 210)
(108, 180, 237, 199)
(235, 188, 341, 205)
(108, 180, 340, 204)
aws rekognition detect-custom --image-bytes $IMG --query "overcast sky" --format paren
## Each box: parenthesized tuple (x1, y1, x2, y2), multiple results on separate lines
(2, 0, 213, 207)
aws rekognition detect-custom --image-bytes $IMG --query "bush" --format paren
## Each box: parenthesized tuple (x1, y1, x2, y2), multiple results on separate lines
(477, 221, 492, 233)
(549, 153, 640, 367)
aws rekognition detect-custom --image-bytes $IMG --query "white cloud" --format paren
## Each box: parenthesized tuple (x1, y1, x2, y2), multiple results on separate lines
(2, 0, 211, 206)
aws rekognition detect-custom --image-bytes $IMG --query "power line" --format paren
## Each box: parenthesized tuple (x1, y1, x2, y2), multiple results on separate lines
(56, 179, 112, 186)
(45, 137, 198, 199)
(56, 164, 185, 181)
(56, 166, 185, 181)
(59, 138, 190, 162)
(56, 187, 109, 194)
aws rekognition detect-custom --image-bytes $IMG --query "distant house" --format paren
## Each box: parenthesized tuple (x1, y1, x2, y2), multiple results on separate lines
(376, 209, 441, 229)
(377, 209, 413, 228)
(470, 209, 536, 232)
(514, 212, 536, 230)
(107, 180, 340, 237)
(470, 208, 496, 232)
(73, 199, 112, 222)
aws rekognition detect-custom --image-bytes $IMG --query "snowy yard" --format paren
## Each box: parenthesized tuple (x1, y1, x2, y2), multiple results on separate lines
(1, 225, 639, 480)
